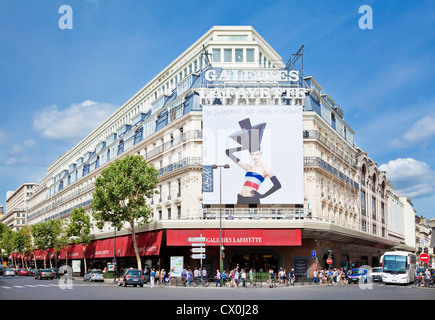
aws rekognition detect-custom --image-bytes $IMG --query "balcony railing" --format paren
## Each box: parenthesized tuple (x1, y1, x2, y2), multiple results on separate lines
(158, 157, 202, 177)
(202, 207, 311, 220)
(304, 157, 359, 190)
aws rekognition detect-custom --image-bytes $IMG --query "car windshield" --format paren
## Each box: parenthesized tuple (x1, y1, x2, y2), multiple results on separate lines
(93, 271, 103, 274)
(350, 269, 365, 275)
(42, 269, 52, 272)
(372, 268, 382, 272)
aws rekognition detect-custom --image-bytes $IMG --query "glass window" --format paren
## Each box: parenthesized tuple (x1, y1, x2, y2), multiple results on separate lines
(235, 49, 243, 62)
(246, 49, 254, 62)
(216, 35, 248, 41)
(224, 49, 232, 62)
(212, 49, 221, 63)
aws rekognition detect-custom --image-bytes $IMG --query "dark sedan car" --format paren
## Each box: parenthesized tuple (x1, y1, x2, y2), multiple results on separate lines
(118, 268, 144, 287)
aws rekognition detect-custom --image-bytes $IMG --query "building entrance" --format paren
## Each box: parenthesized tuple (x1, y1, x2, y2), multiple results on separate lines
(225, 248, 284, 272)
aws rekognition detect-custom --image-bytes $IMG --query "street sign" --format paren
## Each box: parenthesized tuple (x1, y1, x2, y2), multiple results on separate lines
(191, 248, 206, 253)
(191, 254, 206, 259)
(311, 250, 316, 258)
(191, 242, 206, 247)
(420, 253, 430, 263)
(326, 258, 333, 265)
(187, 237, 206, 242)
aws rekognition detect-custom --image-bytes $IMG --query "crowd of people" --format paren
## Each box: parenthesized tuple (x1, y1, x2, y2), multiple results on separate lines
(140, 265, 435, 288)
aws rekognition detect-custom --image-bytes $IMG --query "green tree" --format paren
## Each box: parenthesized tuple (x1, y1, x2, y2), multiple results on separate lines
(66, 207, 92, 273)
(91, 154, 159, 271)
(32, 221, 52, 268)
(47, 219, 65, 268)
(0, 223, 10, 264)
(20, 226, 34, 269)
(1, 229, 15, 267)
(13, 229, 27, 268)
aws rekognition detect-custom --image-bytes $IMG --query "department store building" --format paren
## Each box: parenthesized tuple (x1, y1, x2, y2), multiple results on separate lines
(25, 26, 412, 276)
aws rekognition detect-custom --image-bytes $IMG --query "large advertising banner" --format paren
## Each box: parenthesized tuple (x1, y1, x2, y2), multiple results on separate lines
(203, 104, 303, 205)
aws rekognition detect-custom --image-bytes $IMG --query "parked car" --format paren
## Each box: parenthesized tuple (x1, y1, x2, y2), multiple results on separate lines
(49, 268, 60, 279)
(3, 269, 16, 277)
(18, 269, 29, 276)
(35, 269, 54, 280)
(84, 269, 105, 282)
(348, 268, 368, 284)
(370, 267, 383, 282)
(118, 268, 144, 287)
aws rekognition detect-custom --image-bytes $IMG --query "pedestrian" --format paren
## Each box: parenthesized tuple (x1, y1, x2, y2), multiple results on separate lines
(160, 268, 166, 285)
(269, 269, 275, 288)
(241, 269, 246, 287)
(249, 268, 255, 285)
(202, 268, 207, 280)
(222, 270, 227, 286)
(181, 268, 186, 286)
(187, 269, 192, 286)
(424, 269, 431, 287)
(234, 268, 239, 287)
(313, 269, 318, 284)
(150, 268, 155, 288)
(155, 269, 160, 285)
(216, 269, 222, 287)
(229, 269, 235, 287)
(289, 268, 295, 286)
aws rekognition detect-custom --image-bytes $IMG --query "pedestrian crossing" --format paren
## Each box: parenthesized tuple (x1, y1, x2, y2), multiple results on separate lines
(1, 282, 115, 290)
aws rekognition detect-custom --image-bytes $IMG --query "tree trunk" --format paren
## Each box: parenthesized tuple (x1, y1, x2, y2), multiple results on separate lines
(33, 251, 37, 269)
(83, 245, 87, 274)
(130, 221, 142, 271)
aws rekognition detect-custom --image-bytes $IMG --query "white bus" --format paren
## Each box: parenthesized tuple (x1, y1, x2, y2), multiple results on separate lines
(380, 251, 416, 284)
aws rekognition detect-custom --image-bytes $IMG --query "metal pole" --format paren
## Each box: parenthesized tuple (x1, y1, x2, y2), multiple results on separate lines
(219, 166, 223, 275)
(113, 228, 117, 283)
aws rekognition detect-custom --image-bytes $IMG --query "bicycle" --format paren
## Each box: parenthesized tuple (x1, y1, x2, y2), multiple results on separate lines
(326, 275, 335, 286)
(191, 277, 209, 287)
(247, 278, 263, 288)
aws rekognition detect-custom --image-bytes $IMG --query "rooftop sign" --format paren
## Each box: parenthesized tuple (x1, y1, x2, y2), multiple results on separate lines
(204, 68, 300, 83)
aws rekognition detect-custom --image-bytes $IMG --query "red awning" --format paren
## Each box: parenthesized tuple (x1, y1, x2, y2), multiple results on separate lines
(85, 230, 163, 259)
(166, 229, 302, 246)
(34, 249, 50, 260)
(58, 244, 83, 260)
(30, 231, 163, 260)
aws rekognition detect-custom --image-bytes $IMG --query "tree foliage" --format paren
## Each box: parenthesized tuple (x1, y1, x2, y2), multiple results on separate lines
(91, 154, 159, 270)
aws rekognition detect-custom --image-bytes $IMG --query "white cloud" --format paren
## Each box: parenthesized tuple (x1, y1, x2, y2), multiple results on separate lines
(379, 158, 435, 198)
(0, 129, 7, 146)
(33, 100, 118, 144)
(390, 112, 435, 148)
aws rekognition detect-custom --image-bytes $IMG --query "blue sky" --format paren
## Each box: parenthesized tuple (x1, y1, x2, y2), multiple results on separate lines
(0, 0, 434, 218)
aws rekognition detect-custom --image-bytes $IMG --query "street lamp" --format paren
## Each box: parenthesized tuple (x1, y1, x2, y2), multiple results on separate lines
(211, 164, 230, 276)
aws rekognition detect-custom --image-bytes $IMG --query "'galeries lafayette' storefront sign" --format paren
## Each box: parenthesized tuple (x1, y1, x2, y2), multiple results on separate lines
(166, 229, 301, 246)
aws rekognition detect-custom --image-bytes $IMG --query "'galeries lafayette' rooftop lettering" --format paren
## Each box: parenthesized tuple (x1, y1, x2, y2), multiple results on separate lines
(199, 87, 306, 106)
(205, 69, 300, 82)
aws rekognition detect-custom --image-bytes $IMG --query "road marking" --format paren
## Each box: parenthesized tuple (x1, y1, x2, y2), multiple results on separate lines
(1, 286, 12, 289)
